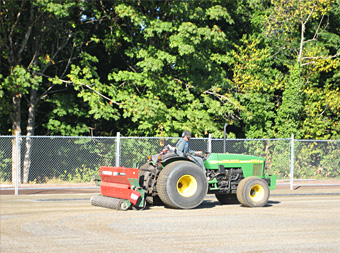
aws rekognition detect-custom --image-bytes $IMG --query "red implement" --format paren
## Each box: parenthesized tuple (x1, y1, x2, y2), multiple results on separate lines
(99, 166, 140, 201)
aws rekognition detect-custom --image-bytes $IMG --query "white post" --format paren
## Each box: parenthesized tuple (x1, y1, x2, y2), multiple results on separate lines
(15, 131, 20, 195)
(116, 132, 120, 167)
(290, 133, 294, 190)
(208, 133, 212, 153)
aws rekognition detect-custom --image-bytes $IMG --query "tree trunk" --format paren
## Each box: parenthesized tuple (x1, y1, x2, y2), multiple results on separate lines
(298, 21, 305, 63)
(23, 88, 38, 183)
(11, 93, 22, 184)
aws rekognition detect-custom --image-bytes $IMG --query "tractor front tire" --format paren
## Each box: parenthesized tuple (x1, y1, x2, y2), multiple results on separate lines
(236, 177, 270, 207)
(215, 194, 239, 204)
(157, 161, 208, 209)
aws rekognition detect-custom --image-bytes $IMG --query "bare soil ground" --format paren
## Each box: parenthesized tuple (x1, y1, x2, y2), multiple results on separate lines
(1, 182, 340, 252)
(1, 179, 340, 195)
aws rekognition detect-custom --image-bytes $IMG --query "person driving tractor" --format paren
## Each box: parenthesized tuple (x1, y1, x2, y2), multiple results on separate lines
(176, 130, 206, 172)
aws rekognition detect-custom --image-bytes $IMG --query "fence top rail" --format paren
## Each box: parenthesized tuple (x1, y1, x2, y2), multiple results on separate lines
(0, 135, 116, 139)
(0, 135, 180, 140)
(295, 139, 340, 143)
(0, 135, 338, 142)
(214, 138, 291, 141)
(0, 135, 287, 141)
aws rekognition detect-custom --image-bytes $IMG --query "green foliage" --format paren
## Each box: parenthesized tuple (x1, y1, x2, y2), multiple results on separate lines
(120, 138, 179, 168)
(0, 0, 339, 140)
(104, 1, 236, 137)
(230, 139, 291, 179)
(295, 141, 340, 179)
(276, 64, 304, 138)
(0, 150, 12, 183)
(68, 54, 120, 122)
(33, 0, 76, 18)
(73, 137, 116, 166)
(1, 66, 42, 108)
(63, 165, 96, 183)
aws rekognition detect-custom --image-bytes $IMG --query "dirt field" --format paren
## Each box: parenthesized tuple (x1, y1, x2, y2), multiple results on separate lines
(1, 185, 340, 252)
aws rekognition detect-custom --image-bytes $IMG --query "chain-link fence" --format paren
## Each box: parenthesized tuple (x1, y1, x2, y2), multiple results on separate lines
(1, 134, 339, 188)
(294, 140, 340, 179)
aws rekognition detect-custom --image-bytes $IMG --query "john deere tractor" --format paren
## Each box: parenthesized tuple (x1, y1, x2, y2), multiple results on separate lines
(91, 142, 276, 210)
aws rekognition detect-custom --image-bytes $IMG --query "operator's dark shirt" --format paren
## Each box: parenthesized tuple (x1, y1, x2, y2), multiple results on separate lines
(175, 138, 206, 171)
(176, 138, 196, 157)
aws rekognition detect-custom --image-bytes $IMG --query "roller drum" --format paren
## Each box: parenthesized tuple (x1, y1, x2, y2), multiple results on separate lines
(90, 195, 129, 210)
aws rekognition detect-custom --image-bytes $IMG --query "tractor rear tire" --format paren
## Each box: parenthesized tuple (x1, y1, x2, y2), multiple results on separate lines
(157, 161, 208, 209)
(215, 194, 240, 204)
(236, 177, 270, 207)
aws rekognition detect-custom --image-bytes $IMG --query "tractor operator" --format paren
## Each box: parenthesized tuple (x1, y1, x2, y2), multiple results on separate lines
(176, 130, 206, 172)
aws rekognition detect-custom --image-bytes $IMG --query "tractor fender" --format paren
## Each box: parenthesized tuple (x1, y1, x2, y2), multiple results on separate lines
(161, 156, 195, 168)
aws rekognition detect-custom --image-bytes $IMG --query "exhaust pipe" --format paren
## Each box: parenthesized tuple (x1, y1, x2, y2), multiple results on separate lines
(223, 123, 228, 153)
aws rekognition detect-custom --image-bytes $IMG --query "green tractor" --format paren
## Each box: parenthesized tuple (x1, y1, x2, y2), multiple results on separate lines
(138, 150, 276, 209)
(91, 133, 276, 210)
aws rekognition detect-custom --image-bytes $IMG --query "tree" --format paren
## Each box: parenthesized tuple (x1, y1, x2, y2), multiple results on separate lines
(78, 1, 238, 137)
(228, 35, 283, 138)
(0, 0, 83, 182)
(264, 0, 340, 138)
(1, 0, 339, 152)
(38, 0, 256, 138)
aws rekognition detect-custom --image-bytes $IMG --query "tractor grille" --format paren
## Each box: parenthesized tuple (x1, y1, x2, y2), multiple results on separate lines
(252, 164, 263, 176)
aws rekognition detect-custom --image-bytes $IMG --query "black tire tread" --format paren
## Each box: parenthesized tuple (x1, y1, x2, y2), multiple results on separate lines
(157, 161, 207, 209)
(236, 177, 253, 206)
(157, 161, 182, 209)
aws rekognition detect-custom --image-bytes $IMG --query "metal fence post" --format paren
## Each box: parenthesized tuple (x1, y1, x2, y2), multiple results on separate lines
(290, 133, 294, 190)
(116, 132, 120, 167)
(15, 131, 20, 195)
(208, 133, 212, 153)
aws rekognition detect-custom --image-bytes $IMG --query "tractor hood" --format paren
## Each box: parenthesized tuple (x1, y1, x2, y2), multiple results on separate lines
(204, 153, 265, 171)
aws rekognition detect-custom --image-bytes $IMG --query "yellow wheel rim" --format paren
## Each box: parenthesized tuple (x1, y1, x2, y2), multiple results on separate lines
(249, 184, 264, 202)
(177, 175, 197, 197)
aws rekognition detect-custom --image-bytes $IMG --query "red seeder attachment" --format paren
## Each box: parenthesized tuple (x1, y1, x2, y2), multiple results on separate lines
(90, 166, 145, 210)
